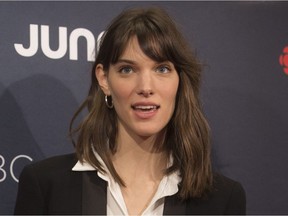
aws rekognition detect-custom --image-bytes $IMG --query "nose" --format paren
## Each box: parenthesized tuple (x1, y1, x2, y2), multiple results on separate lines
(136, 70, 154, 97)
(138, 89, 153, 97)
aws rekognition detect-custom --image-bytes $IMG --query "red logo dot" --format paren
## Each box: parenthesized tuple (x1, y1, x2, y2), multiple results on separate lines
(279, 46, 288, 75)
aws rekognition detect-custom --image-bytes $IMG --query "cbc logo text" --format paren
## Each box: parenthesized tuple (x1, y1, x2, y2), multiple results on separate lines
(0, 155, 33, 183)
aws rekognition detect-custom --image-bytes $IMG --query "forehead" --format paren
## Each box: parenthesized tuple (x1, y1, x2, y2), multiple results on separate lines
(116, 34, 169, 65)
(118, 36, 149, 60)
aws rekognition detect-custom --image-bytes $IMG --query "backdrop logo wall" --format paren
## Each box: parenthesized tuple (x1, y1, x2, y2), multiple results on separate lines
(14, 24, 103, 62)
(279, 46, 288, 75)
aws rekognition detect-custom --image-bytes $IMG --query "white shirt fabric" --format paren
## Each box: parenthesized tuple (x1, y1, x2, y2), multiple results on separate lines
(72, 152, 181, 215)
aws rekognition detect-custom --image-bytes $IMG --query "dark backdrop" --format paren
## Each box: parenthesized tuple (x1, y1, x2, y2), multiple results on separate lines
(1, 1, 288, 214)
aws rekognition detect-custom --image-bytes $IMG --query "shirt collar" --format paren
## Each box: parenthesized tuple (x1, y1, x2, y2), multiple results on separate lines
(72, 150, 181, 215)
(72, 160, 96, 171)
(72, 145, 106, 172)
(72, 151, 181, 196)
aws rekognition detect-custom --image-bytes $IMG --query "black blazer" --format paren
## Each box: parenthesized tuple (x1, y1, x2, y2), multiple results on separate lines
(14, 153, 246, 215)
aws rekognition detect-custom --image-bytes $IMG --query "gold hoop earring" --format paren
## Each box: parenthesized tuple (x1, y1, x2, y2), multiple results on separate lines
(105, 95, 114, 109)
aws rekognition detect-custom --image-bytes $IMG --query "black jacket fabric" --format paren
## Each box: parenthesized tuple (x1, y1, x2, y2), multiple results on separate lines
(14, 153, 246, 215)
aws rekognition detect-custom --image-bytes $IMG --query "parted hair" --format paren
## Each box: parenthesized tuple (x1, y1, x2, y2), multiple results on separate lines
(70, 7, 212, 199)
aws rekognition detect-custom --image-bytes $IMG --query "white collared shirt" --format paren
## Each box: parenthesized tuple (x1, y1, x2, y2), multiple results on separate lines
(72, 152, 181, 215)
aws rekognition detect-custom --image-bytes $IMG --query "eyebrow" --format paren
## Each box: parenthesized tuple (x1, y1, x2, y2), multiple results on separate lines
(114, 59, 136, 65)
(115, 58, 172, 65)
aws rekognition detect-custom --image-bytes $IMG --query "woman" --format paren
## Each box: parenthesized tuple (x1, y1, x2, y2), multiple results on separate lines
(14, 7, 246, 215)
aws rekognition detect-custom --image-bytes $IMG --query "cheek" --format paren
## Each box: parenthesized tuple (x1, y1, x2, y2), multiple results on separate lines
(109, 83, 133, 106)
(166, 79, 179, 104)
(171, 84, 179, 115)
(160, 86, 179, 119)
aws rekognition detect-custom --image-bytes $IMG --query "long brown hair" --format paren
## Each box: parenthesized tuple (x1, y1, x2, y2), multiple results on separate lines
(70, 7, 212, 199)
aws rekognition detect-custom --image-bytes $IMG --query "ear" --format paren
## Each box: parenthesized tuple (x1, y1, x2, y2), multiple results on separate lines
(95, 64, 110, 95)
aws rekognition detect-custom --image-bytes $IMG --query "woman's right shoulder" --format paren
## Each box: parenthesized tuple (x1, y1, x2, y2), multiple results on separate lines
(15, 153, 81, 214)
(21, 153, 78, 178)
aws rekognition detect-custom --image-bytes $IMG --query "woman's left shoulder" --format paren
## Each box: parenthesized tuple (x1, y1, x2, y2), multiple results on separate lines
(213, 172, 245, 194)
(182, 173, 246, 215)
(210, 172, 246, 214)
(185, 173, 246, 214)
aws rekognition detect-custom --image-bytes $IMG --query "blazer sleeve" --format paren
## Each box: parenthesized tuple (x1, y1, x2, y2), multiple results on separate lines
(14, 165, 46, 214)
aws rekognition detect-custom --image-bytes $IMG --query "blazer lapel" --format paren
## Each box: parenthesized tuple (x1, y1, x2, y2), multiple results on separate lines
(80, 170, 186, 215)
(82, 171, 107, 215)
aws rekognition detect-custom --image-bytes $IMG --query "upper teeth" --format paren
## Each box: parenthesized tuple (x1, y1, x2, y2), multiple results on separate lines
(134, 105, 157, 109)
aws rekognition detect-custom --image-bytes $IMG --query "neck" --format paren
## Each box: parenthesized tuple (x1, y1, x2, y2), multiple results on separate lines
(112, 126, 168, 184)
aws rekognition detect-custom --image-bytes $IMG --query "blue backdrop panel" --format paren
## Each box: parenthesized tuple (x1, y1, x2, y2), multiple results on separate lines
(0, 1, 288, 214)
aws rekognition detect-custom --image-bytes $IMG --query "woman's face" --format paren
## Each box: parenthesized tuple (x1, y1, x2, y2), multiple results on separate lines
(96, 36, 179, 139)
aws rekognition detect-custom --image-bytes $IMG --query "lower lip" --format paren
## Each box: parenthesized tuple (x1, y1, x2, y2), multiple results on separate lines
(133, 108, 158, 119)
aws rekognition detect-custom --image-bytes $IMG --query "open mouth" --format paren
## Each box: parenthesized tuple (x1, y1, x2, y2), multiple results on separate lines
(131, 105, 160, 112)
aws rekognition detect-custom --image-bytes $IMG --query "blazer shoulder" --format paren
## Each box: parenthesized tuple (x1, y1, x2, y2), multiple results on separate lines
(212, 173, 246, 214)
(185, 173, 246, 215)
(15, 153, 82, 214)
(19, 153, 79, 186)
(26, 153, 78, 172)
(213, 173, 244, 191)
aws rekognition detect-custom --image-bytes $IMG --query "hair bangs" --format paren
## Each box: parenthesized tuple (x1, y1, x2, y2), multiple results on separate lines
(134, 14, 177, 63)
(109, 32, 131, 65)
(110, 31, 172, 65)
(137, 32, 172, 63)
(103, 11, 179, 67)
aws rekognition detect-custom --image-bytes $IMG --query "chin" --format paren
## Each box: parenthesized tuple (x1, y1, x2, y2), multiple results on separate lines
(135, 127, 165, 138)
